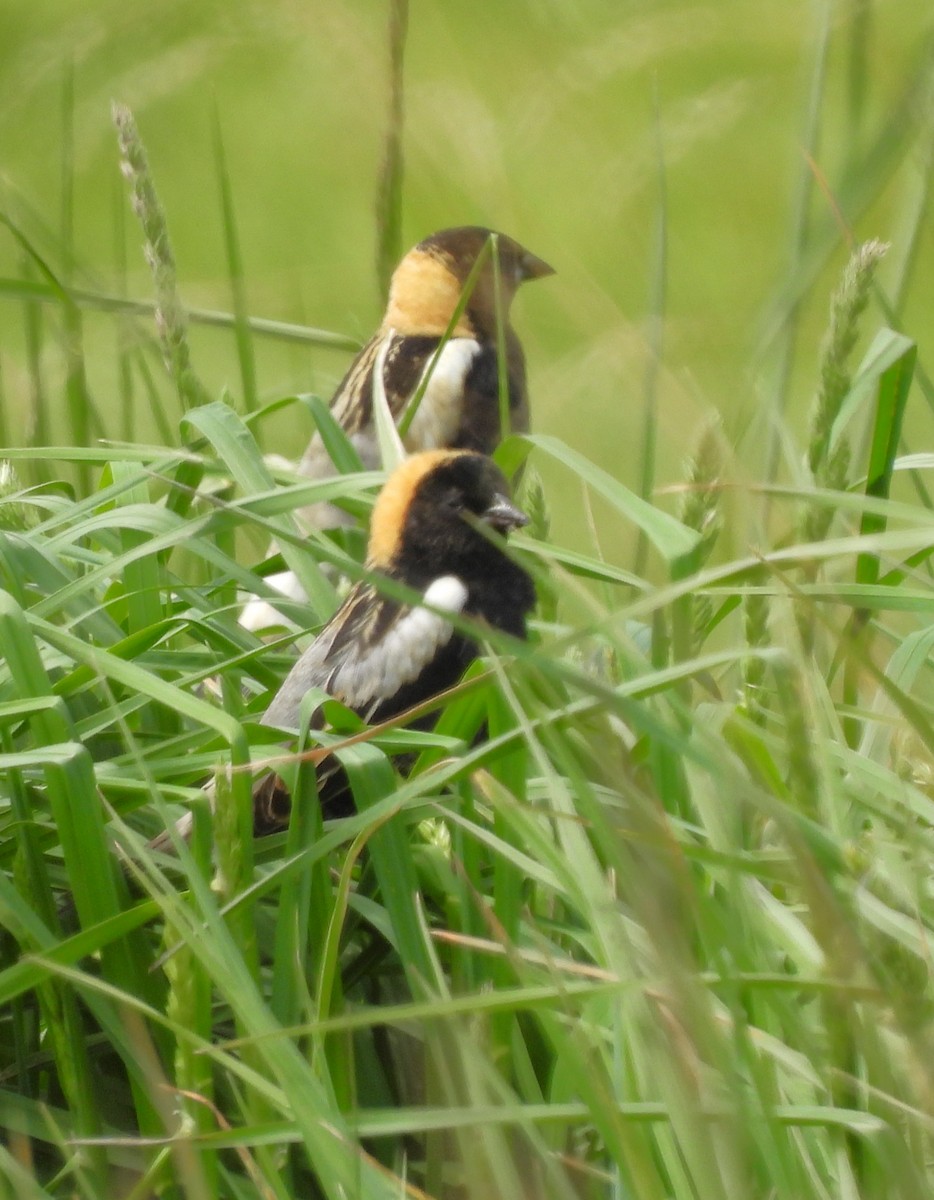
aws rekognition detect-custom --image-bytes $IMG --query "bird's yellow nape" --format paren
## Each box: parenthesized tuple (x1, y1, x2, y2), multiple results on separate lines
(383, 249, 476, 338)
(367, 449, 472, 567)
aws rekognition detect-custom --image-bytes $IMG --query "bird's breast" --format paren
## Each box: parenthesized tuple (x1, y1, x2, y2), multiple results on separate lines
(403, 338, 481, 453)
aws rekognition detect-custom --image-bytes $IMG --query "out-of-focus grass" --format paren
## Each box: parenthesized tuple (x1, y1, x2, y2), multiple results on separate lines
(1, 1, 932, 563)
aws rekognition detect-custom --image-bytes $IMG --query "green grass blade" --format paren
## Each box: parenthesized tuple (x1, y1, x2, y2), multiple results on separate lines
(212, 105, 258, 413)
(525, 433, 701, 569)
(182, 399, 338, 617)
(635, 82, 668, 577)
(856, 334, 916, 585)
(374, 0, 408, 300)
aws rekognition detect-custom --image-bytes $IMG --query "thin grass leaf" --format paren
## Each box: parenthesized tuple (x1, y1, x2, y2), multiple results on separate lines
(340, 741, 438, 994)
(270, 725, 326, 1027)
(490, 232, 511, 444)
(856, 335, 916, 586)
(212, 106, 258, 413)
(370, 331, 407, 470)
(374, 0, 408, 300)
(525, 433, 701, 571)
(0, 273, 362, 351)
(0, 363, 9, 454)
(18, 258, 49, 486)
(302, 394, 367, 474)
(106, 461, 165, 635)
(635, 80, 668, 577)
(58, 62, 93, 493)
(761, 0, 831, 490)
(181, 399, 337, 617)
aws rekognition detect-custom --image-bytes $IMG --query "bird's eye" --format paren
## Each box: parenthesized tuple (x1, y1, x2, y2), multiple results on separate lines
(444, 490, 464, 512)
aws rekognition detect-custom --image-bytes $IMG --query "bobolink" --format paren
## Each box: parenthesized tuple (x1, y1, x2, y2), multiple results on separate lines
(242, 226, 552, 630)
(251, 448, 536, 835)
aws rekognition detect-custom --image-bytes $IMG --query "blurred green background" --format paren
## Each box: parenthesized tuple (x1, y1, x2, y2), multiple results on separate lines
(1, 0, 932, 557)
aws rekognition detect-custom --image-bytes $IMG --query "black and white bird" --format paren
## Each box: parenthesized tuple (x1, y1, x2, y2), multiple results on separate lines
(251, 449, 536, 834)
(241, 226, 552, 631)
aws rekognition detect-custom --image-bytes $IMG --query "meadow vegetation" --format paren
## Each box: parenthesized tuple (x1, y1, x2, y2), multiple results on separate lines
(1, 3, 934, 1197)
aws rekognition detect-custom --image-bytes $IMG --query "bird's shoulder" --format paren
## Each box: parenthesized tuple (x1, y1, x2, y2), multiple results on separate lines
(330, 328, 485, 435)
(261, 574, 469, 729)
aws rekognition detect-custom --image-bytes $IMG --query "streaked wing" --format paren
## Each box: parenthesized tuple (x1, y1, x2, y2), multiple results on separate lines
(251, 770, 294, 836)
(296, 332, 481, 533)
(260, 576, 467, 731)
(329, 332, 443, 434)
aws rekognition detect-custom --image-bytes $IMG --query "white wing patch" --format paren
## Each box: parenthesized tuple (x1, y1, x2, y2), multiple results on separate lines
(329, 574, 468, 708)
(423, 575, 469, 613)
(261, 574, 469, 729)
(403, 338, 480, 452)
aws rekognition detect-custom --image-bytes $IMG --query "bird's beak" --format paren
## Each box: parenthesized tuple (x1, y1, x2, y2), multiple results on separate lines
(518, 249, 556, 281)
(483, 493, 529, 533)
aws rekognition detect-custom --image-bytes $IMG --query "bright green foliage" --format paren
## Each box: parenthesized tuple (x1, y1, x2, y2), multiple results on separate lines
(2, 9, 934, 1199)
(0, 323, 932, 1195)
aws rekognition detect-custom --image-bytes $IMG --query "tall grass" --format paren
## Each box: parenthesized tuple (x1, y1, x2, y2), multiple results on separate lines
(2, 10, 934, 1200)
